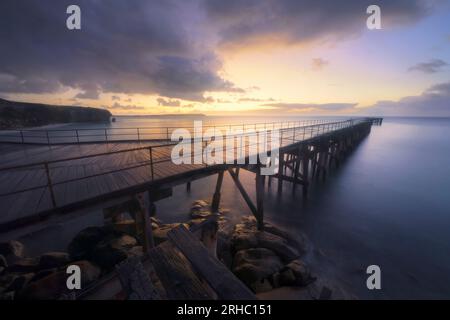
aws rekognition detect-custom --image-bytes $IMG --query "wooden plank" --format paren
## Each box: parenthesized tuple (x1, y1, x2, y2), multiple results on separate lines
(167, 225, 256, 300)
(116, 256, 161, 300)
(146, 243, 212, 300)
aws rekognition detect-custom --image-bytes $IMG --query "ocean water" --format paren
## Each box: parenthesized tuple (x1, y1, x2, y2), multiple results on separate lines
(153, 116, 450, 299)
(4, 116, 450, 299)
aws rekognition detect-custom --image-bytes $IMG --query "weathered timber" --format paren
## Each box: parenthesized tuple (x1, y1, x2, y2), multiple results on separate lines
(167, 225, 256, 300)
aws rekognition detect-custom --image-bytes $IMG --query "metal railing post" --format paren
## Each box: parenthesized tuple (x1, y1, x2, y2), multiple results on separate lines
(76, 130, 80, 143)
(104, 129, 108, 141)
(20, 130, 24, 143)
(137, 128, 140, 142)
(149, 147, 154, 180)
(46, 131, 50, 145)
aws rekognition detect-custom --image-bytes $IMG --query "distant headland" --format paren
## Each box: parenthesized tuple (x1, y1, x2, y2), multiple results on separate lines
(0, 98, 112, 129)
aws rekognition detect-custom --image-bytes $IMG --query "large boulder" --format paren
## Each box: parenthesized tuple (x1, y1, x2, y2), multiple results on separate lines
(256, 232, 300, 263)
(231, 216, 305, 263)
(280, 259, 314, 286)
(5, 273, 34, 292)
(0, 241, 24, 265)
(68, 226, 111, 260)
(7, 258, 40, 273)
(231, 225, 300, 262)
(232, 248, 283, 290)
(190, 200, 212, 219)
(67, 226, 126, 260)
(39, 252, 70, 270)
(91, 235, 137, 270)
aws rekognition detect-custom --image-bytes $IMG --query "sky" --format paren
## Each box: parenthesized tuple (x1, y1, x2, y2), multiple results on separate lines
(0, 0, 449, 116)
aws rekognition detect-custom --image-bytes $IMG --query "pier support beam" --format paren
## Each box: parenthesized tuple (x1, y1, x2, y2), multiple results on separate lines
(211, 171, 224, 212)
(227, 168, 264, 230)
(255, 168, 265, 230)
(136, 191, 155, 254)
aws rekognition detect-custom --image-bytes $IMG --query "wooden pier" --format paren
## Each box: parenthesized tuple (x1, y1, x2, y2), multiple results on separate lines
(0, 118, 382, 232)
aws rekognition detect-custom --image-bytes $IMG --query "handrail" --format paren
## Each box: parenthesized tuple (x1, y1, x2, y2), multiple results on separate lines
(0, 118, 340, 144)
(0, 118, 380, 214)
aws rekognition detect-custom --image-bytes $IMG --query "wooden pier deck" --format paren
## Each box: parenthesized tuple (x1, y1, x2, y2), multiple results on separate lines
(0, 118, 382, 232)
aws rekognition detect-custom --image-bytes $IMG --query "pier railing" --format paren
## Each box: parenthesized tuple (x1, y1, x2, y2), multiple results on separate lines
(0, 118, 381, 227)
(0, 118, 341, 144)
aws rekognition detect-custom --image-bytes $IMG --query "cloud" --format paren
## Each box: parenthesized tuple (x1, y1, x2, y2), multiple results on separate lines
(408, 59, 448, 73)
(157, 98, 181, 107)
(262, 102, 357, 112)
(0, 1, 242, 101)
(0, 0, 440, 102)
(239, 97, 275, 102)
(204, 0, 436, 47)
(362, 82, 450, 116)
(111, 96, 121, 101)
(107, 102, 145, 110)
(312, 58, 329, 70)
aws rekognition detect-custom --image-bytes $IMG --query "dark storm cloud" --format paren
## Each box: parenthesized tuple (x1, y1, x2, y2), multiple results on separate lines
(363, 82, 450, 116)
(408, 59, 448, 73)
(0, 0, 240, 101)
(0, 0, 440, 100)
(203, 0, 435, 46)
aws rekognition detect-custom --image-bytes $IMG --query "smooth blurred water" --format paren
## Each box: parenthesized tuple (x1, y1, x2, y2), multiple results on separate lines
(7, 116, 450, 299)
(153, 117, 450, 299)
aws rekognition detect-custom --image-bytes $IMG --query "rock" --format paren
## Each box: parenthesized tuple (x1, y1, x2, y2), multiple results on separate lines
(284, 259, 313, 286)
(110, 234, 137, 249)
(113, 219, 136, 235)
(231, 224, 258, 252)
(67, 226, 125, 260)
(279, 268, 297, 286)
(91, 234, 138, 270)
(127, 246, 144, 257)
(153, 223, 189, 245)
(7, 258, 40, 273)
(256, 232, 300, 262)
(18, 271, 67, 300)
(6, 273, 34, 292)
(71, 260, 101, 284)
(231, 216, 306, 264)
(0, 291, 14, 300)
(30, 269, 58, 283)
(217, 235, 233, 269)
(150, 217, 161, 225)
(0, 273, 16, 291)
(39, 252, 70, 269)
(0, 241, 24, 265)
(232, 248, 283, 288)
(190, 200, 212, 219)
(0, 255, 7, 268)
(18, 261, 100, 300)
(270, 272, 282, 288)
(250, 278, 273, 294)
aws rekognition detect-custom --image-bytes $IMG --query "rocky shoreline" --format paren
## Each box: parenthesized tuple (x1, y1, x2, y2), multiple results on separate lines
(0, 199, 345, 300)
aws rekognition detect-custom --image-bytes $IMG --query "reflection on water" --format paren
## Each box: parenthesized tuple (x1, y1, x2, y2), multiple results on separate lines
(155, 117, 450, 299)
(4, 116, 450, 299)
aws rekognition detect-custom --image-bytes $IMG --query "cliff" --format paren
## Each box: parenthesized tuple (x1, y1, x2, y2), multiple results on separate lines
(0, 98, 112, 129)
